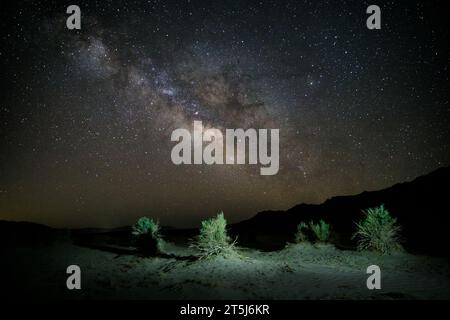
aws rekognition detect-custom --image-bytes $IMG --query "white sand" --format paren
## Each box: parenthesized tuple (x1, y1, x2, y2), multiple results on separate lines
(7, 242, 450, 299)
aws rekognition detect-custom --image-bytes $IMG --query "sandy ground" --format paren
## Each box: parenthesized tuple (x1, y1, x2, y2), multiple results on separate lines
(4, 242, 450, 299)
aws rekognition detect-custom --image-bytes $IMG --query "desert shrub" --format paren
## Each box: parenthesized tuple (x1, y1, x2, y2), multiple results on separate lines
(352, 204, 401, 254)
(309, 220, 330, 242)
(132, 217, 162, 256)
(294, 222, 309, 243)
(132, 216, 159, 237)
(190, 211, 237, 259)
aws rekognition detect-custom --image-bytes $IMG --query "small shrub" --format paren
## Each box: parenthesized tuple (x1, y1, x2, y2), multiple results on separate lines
(190, 211, 237, 259)
(352, 204, 401, 254)
(132, 217, 162, 256)
(309, 220, 330, 242)
(294, 222, 308, 243)
(132, 216, 159, 237)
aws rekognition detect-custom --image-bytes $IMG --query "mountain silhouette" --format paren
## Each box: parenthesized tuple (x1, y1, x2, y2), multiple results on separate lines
(232, 166, 450, 255)
(1, 167, 449, 256)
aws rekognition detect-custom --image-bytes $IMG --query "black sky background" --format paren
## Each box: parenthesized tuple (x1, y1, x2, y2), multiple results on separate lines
(0, 0, 449, 228)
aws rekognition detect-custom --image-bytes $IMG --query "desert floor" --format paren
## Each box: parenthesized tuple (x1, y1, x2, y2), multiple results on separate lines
(4, 241, 450, 300)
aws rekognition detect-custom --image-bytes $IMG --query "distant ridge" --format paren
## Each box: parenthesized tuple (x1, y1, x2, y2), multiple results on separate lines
(1, 167, 449, 256)
(232, 166, 450, 255)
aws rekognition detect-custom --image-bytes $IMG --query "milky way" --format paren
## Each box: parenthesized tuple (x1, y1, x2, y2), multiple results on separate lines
(1, 0, 449, 227)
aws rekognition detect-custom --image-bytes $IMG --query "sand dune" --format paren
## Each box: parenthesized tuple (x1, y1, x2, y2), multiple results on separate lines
(4, 242, 450, 299)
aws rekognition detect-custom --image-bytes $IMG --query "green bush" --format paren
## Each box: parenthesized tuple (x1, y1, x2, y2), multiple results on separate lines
(309, 220, 330, 242)
(132, 216, 159, 237)
(294, 222, 308, 243)
(132, 217, 162, 255)
(352, 204, 401, 254)
(190, 211, 237, 259)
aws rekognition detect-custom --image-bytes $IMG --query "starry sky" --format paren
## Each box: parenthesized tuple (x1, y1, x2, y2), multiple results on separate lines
(1, 0, 449, 228)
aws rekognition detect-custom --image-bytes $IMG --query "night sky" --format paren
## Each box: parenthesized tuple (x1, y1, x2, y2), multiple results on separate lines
(1, 0, 449, 228)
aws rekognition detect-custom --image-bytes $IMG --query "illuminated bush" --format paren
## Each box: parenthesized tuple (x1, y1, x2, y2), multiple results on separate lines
(309, 220, 330, 242)
(132, 217, 162, 255)
(294, 222, 308, 243)
(191, 211, 237, 259)
(132, 216, 160, 237)
(352, 204, 401, 254)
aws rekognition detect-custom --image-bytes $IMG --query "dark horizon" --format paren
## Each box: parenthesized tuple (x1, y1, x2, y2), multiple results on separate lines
(2, 165, 447, 229)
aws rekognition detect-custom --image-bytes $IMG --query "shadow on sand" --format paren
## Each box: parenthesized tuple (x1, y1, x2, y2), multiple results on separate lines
(73, 240, 197, 261)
